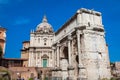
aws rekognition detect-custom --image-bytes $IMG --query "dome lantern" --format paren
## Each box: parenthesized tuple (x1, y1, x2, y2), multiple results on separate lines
(42, 15, 47, 23)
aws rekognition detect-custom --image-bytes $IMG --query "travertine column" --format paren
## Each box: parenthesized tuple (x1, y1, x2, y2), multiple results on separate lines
(57, 43, 60, 67)
(55, 49, 57, 67)
(28, 52, 31, 67)
(76, 30, 87, 80)
(68, 34, 74, 80)
(52, 47, 56, 67)
(39, 52, 41, 67)
(76, 30, 82, 67)
(67, 35, 72, 66)
(36, 52, 37, 66)
(48, 51, 50, 67)
(31, 52, 34, 66)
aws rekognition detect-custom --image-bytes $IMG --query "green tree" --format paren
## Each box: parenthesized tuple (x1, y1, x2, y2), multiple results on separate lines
(29, 78, 33, 80)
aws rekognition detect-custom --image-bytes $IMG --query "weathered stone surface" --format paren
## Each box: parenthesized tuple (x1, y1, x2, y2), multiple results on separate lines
(21, 8, 111, 80)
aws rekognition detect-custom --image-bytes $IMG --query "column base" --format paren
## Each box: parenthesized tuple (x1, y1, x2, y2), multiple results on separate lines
(67, 66, 74, 80)
(51, 67, 62, 79)
(68, 65, 74, 70)
(67, 77, 74, 80)
(51, 67, 62, 71)
(51, 77, 62, 80)
(78, 64, 85, 69)
(78, 65, 87, 80)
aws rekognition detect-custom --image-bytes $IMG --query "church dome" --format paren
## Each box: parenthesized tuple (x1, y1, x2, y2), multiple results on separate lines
(36, 15, 53, 33)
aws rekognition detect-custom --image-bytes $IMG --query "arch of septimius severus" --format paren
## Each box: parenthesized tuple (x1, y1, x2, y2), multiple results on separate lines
(21, 8, 111, 80)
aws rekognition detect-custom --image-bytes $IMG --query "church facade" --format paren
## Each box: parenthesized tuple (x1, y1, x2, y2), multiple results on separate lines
(0, 27, 6, 57)
(21, 8, 111, 80)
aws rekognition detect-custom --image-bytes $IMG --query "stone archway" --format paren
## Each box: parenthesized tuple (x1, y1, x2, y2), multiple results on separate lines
(60, 46, 69, 80)
(63, 47, 68, 59)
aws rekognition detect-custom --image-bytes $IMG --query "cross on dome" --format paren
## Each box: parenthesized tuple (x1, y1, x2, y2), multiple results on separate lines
(42, 15, 47, 23)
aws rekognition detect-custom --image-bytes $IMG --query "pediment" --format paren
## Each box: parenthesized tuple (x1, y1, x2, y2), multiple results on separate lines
(41, 54, 49, 58)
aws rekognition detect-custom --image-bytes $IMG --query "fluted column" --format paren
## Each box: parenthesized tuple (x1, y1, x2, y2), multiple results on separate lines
(28, 52, 31, 67)
(55, 49, 57, 67)
(68, 35, 72, 66)
(39, 52, 41, 67)
(76, 30, 83, 67)
(52, 47, 56, 67)
(57, 43, 60, 67)
(67, 34, 74, 80)
(76, 30, 87, 80)
(36, 52, 37, 67)
(31, 52, 34, 67)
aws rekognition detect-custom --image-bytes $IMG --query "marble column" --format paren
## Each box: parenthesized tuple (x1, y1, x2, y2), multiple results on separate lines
(68, 34, 74, 80)
(76, 30, 87, 80)
(48, 51, 50, 67)
(51, 47, 55, 79)
(52, 47, 56, 67)
(55, 49, 57, 67)
(36, 52, 37, 67)
(68, 35, 72, 66)
(28, 52, 31, 67)
(32, 52, 34, 67)
(56, 43, 62, 79)
(57, 42, 60, 67)
(76, 30, 82, 67)
(39, 52, 41, 67)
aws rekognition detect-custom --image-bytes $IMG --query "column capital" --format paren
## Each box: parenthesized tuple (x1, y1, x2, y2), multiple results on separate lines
(52, 46, 56, 50)
(76, 30, 82, 35)
(68, 34, 72, 41)
(57, 42, 61, 47)
(68, 65, 74, 70)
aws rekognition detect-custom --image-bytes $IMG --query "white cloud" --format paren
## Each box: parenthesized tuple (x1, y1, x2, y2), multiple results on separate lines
(13, 18, 30, 25)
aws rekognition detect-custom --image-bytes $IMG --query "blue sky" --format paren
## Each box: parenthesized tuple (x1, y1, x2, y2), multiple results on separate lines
(0, 0, 120, 62)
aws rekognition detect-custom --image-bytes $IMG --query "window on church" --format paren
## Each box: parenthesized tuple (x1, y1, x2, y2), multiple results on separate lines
(43, 59, 47, 67)
(38, 38, 40, 43)
(38, 53, 40, 59)
(34, 55, 36, 59)
(44, 43, 46, 45)
(44, 38, 47, 45)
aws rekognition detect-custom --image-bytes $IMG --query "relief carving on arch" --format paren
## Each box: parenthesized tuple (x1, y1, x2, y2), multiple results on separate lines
(73, 37, 77, 55)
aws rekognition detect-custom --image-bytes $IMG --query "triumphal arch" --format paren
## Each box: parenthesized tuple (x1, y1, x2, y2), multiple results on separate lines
(21, 8, 111, 80)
